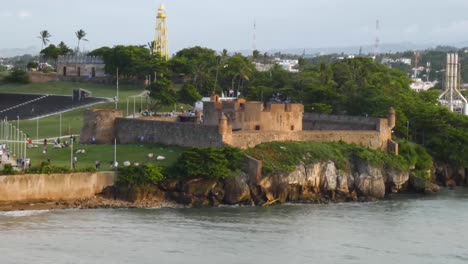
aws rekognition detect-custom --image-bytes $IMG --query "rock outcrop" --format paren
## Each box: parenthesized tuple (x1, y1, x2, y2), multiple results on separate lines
(115, 160, 440, 207)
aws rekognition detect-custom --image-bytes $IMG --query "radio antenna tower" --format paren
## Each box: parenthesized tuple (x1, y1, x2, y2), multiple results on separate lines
(154, 4, 169, 60)
(374, 19, 380, 58)
(253, 19, 257, 52)
(439, 53, 468, 115)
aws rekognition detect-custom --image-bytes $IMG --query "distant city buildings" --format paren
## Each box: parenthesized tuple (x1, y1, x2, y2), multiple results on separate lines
(255, 58, 299, 73)
(381, 57, 412, 65)
(410, 78, 437, 92)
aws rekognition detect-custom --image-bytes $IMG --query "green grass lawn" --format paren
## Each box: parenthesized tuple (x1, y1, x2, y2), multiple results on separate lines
(0, 81, 188, 170)
(25, 144, 185, 171)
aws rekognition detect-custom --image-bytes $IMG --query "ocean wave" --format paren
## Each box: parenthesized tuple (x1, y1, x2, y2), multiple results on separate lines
(0, 210, 50, 217)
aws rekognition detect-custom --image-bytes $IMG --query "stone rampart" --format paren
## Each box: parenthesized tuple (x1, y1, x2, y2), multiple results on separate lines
(243, 155, 263, 184)
(230, 130, 385, 150)
(303, 113, 381, 131)
(115, 118, 224, 147)
(28, 72, 60, 83)
(81, 109, 123, 144)
(0, 172, 116, 204)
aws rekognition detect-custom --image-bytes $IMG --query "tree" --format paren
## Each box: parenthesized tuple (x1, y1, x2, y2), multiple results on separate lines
(147, 41, 156, 56)
(38, 30, 52, 62)
(75, 29, 88, 53)
(252, 50, 261, 62)
(40, 42, 73, 63)
(169, 46, 218, 95)
(38, 30, 52, 51)
(5, 69, 30, 84)
(177, 83, 202, 105)
(90, 45, 168, 79)
(58, 41, 73, 55)
(147, 78, 176, 112)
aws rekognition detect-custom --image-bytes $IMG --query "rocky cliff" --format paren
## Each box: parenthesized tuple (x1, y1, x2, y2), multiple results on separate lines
(112, 159, 439, 207)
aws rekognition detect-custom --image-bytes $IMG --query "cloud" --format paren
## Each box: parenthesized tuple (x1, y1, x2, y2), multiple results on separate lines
(17, 10, 32, 19)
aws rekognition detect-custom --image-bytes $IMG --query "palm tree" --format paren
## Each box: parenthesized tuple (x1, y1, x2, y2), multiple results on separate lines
(75, 29, 88, 54)
(252, 50, 260, 62)
(38, 30, 52, 62)
(147, 41, 156, 56)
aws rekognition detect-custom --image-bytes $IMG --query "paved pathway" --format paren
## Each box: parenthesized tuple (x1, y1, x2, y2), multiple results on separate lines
(1, 152, 17, 166)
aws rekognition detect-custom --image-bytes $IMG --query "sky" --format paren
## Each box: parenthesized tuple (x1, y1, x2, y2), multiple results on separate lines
(2, 0, 468, 54)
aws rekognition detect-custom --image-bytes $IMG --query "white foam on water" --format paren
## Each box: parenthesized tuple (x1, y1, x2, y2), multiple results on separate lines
(0, 210, 50, 217)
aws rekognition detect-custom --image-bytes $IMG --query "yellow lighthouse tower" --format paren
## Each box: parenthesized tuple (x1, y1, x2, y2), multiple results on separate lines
(154, 4, 169, 60)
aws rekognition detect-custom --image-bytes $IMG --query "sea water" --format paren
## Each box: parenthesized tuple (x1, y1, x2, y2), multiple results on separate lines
(0, 189, 467, 264)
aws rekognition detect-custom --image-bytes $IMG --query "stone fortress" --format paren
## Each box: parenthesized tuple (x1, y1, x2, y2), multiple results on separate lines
(81, 96, 399, 155)
(57, 55, 106, 78)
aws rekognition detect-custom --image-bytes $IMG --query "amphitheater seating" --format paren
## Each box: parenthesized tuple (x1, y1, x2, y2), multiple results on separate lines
(0, 94, 43, 112)
(0, 93, 108, 120)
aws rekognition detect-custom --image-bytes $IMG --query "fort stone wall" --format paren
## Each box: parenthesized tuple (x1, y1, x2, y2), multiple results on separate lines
(80, 109, 123, 144)
(229, 130, 385, 150)
(115, 118, 225, 147)
(303, 113, 381, 131)
(0, 172, 116, 204)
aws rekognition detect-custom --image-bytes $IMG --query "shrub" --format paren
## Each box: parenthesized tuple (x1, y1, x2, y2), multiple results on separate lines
(0, 164, 17, 175)
(117, 164, 165, 187)
(24, 164, 96, 174)
(246, 141, 413, 177)
(172, 147, 243, 180)
(399, 141, 433, 171)
(4, 68, 30, 84)
(27, 62, 39, 71)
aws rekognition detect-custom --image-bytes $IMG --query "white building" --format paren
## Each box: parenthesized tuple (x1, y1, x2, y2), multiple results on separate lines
(410, 78, 436, 92)
(274, 58, 299, 73)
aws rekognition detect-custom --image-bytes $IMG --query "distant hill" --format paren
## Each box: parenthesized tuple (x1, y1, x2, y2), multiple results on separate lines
(0, 46, 38, 58)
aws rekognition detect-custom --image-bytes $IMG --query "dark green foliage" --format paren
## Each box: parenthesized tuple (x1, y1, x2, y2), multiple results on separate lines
(24, 163, 97, 174)
(399, 141, 433, 172)
(177, 83, 202, 105)
(89, 45, 168, 79)
(117, 164, 165, 187)
(147, 79, 177, 112)
(0, 164, 17, 175)
(40, 42, 73, 61)
(173, 147, 243, 180)
(4, 69, 30, 84)
(246, 141, 410, 176)
(27, 62, 39, 70)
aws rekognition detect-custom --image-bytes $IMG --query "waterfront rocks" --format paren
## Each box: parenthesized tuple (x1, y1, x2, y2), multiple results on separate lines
(354, 161, 386, 199)
(384, 169, 410, 193)
(224, 176, 251, 205)
(409, 175, 440, 194)
(435, 164, 467, 187)
(113, 160, 439, 208)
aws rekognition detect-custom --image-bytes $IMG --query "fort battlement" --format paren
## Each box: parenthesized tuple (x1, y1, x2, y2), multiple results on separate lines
(57, 55, 104, 64)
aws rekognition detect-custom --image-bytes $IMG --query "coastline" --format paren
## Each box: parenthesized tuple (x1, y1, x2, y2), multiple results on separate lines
(0, 196, 178, 212)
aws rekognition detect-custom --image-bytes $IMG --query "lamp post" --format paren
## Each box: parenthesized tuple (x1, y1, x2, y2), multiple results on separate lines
(36, 118, 39, 141)
(114, 137, 117, 171)
(59, 113, 62, 138)
(115, 68, 119, 110)
(70, 135, 74, 170)
(24, 135, 28, 159)
(18, 130, 24, 159)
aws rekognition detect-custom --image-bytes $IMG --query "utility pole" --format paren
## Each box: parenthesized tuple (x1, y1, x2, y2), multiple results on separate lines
(59, 113, 62, 138)
(115, 68, 119, 110)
